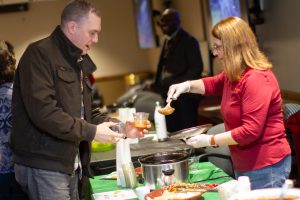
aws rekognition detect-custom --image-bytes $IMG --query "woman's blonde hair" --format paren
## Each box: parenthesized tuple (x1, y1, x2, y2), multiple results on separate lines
(212, 16, 272, 81)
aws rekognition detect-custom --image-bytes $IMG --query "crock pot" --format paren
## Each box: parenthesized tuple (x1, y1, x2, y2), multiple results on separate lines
(138, 151, 190, 190)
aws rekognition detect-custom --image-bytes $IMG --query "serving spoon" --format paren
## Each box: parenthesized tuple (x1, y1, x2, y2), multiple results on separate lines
(158, 100, 175, 115)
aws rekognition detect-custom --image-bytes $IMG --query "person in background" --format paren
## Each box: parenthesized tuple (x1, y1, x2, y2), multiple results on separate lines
(88, 74, 104, 109)
(4, 41, 15, 56)
(10, 1, 149, 200)
(0, 40, 28, 200)
(167, 16, 291, 189)
(284, 105, 300, 185)
(151, 8, 203, 133)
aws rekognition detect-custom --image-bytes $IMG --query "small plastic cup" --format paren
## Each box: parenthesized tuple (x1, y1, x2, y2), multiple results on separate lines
(133, 112, 149, 129)
(135, 186, 150, 200)
(111, 122, 125, 133)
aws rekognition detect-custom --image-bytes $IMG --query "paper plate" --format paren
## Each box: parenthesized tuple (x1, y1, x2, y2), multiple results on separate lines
(169, 124, 212, 140)
(144, 189, 204, 200)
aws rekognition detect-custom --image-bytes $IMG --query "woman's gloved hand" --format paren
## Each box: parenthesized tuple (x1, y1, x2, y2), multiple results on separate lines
(167, 81, 191, 103)
(185, 134, 212, 148)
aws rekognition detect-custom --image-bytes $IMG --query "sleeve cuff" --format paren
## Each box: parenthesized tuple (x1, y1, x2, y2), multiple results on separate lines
(85, 124, 97, 142)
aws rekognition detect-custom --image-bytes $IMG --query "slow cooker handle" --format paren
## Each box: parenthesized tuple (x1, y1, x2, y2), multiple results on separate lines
(162, 169, 176, 186)
(162, 169, 175, 176)
(188, 155, 202, 166)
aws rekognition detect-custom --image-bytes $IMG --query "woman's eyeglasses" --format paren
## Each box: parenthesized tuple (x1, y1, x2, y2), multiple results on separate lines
(211, 44, 223, 52)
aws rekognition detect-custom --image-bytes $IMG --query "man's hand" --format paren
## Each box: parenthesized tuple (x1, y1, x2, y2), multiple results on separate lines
(185, 134, 212, 148)
(125, 120, 151, 138)
(167, 81, 191, 102)
(94, 122, 125, 143)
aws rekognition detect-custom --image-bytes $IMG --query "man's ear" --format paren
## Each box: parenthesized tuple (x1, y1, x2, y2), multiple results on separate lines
(66, 21, 77, 35)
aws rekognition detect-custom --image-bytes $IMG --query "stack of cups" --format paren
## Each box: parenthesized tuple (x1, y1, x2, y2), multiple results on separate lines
(118, 107, 138, 144)
(122, 162, 137, 188)
(118, 107, 136, 123)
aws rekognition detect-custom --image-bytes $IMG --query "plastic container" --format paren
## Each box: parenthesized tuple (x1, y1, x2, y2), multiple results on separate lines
(236, 176, 251, 193)
(91, 141, 115, 152)
(154, 101, 168, 142)
(218, 180, 238, 200)
(222, 176, 251, 200)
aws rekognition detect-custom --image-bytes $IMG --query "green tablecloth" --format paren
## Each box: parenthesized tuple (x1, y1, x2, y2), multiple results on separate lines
(89, 162, 233, 200)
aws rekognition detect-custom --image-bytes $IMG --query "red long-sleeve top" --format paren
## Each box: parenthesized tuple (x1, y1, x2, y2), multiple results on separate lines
(203, 68, 291, 172)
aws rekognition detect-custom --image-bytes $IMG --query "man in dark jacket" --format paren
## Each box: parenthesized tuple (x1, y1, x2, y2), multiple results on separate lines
(10, 1, 148, 199)
(152, 8, 203, 132)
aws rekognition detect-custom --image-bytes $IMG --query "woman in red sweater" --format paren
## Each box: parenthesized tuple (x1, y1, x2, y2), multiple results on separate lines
(167, 16, 291, 189)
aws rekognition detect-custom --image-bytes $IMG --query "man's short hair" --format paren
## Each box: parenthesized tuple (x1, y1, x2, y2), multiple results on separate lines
(61, 0, 100, 27)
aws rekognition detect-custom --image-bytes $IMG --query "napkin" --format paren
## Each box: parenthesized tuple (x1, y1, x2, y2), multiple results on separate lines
(92, 189, 137, 200)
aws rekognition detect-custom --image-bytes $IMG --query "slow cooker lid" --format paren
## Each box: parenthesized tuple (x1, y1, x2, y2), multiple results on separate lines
(139, 151, 189, 164)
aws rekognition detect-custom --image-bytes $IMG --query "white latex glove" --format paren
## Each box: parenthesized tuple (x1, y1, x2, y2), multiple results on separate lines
(185, 134, 212, 148)
(94, 122, 125, 143)
(167, 81, 191, 103)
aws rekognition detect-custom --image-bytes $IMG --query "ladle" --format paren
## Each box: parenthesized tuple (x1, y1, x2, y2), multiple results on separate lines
(158, 100, 175, 115)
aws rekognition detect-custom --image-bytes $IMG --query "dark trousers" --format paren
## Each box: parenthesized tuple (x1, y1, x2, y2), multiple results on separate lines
(0, 172, 28, 200)
(166, 94, 201, 133)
